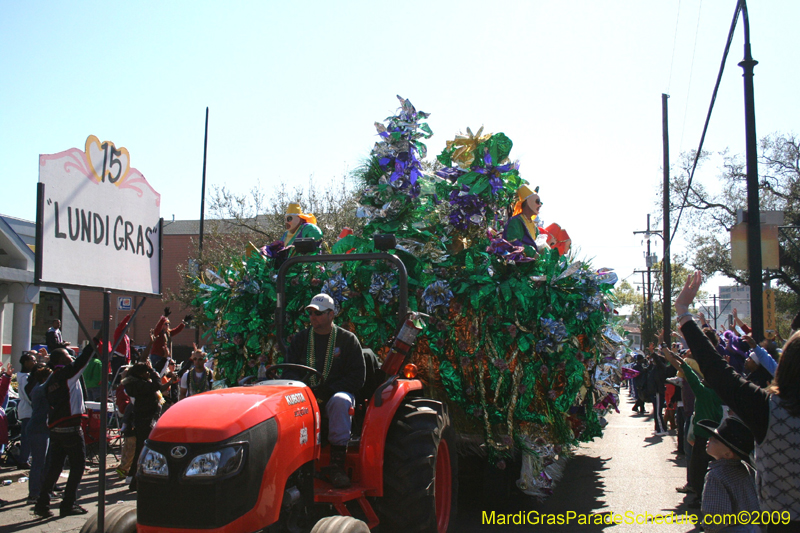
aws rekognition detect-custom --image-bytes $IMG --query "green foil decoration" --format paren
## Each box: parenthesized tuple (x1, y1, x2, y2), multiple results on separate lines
(186, 97, 629, 498)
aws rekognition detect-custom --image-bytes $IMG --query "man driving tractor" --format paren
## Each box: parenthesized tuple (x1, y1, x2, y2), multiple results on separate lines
(286, 293, 366, 488)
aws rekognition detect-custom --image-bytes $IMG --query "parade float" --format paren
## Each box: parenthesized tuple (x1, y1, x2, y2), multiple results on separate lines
(189, 96, 627, 498)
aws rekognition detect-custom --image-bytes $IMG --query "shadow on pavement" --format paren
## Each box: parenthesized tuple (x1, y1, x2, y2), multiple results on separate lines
(454, 454, 612, 532)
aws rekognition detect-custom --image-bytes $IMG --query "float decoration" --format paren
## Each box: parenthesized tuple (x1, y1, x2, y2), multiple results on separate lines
(188, 97, 628, 499)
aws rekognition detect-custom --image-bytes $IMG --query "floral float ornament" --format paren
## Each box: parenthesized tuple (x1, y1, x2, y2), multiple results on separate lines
(422, 280, 453, 316)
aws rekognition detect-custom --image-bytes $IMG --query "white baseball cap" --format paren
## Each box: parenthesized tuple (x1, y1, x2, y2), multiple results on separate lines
(306, 293, 336, 312)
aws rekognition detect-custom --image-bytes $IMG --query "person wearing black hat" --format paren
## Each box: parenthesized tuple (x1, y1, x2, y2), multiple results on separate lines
(696, 417, 759, 532)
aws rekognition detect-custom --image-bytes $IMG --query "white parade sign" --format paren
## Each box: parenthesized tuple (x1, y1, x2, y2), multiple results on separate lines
(36, 135, 162, 295)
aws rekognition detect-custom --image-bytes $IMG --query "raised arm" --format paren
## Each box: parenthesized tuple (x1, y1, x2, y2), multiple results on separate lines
(675, 272, 771, 441)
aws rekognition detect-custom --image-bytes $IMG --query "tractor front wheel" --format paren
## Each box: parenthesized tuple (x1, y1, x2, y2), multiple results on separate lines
(80, 502, 137, 533)
(377, 398, 458, 533)
(310, 515, 370, 532)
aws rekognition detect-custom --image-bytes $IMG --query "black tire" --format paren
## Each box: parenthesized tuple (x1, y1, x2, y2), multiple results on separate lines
(376, 398, 458, 533)
(80, 502, 137, 533)
(310, 515, 370, 533)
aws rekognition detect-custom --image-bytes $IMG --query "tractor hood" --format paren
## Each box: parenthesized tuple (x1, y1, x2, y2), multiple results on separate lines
(149, 382, 313, 443)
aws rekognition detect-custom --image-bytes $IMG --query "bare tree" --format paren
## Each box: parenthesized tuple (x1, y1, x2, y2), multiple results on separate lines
(667, 132, 800, 324)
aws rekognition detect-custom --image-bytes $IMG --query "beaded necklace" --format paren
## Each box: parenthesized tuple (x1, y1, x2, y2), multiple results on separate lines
(307, 326, 337, 385)
(189, 368, 209, 396)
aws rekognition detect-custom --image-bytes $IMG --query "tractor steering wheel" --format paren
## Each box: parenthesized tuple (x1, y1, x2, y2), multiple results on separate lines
(263, 363, 323, 385)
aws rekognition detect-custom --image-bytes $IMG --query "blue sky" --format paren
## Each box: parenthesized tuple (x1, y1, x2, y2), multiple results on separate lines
(2, 1, 798, 297)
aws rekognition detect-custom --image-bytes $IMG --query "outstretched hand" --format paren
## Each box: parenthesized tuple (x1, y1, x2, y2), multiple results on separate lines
(675, 271, 702, 314)
(660, 346, 683, 367)
(183, 314, 193, 324)
(164, 306, 172, 317)
(741, 334, 757, 349)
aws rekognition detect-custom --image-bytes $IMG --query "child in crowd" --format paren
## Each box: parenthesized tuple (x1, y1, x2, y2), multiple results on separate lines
(697, 417, 760, 533)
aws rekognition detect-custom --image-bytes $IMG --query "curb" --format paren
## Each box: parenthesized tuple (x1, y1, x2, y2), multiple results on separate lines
(0, 468, 27, 484)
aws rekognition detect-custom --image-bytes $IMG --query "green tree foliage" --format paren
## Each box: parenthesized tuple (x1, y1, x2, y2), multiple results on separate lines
(612, 279, 641, 307)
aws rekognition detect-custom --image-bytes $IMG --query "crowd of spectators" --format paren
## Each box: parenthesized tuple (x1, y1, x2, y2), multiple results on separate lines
(0, 307, 216, 517)
(625, 273, 799, 532)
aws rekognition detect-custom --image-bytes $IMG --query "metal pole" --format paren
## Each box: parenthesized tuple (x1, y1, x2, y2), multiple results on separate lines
(662, 93, 672, 341)
(98, 291, 110, 532)
(199, 107, 209, 256)
(646, 215, 652, 332)
(739, 1, 763, 341)
(197, 107, 209, 345)
(713, 294, 718, 330)
(641, 271, 647, 338)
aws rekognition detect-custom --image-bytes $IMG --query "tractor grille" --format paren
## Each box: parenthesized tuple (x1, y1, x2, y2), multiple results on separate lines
(136, 417, 278, 529)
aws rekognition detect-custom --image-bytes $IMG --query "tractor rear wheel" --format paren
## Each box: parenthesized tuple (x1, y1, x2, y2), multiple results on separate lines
(376, 398, 458, 533)
(310, 515, 370, 532)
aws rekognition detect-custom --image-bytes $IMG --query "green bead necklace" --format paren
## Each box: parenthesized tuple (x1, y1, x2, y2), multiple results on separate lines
(307, 326, 337, 385)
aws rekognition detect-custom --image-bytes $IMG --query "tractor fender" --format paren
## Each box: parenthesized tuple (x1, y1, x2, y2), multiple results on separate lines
(358, 378, 422, 495)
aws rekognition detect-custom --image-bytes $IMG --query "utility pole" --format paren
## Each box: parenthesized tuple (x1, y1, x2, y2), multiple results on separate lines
(647, 215, 652, 327)
(634, 216, 662, 343)
(712, 295, 718, 329)
(662, 93, 672, 342)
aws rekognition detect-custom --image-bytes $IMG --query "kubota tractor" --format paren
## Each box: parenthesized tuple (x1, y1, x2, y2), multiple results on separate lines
(82, 251, 457, 533)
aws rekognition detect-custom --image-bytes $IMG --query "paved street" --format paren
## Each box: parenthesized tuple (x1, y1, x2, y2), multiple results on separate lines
(0, 389, 699, 532)
(454, 392, 701, 532)
(0, 463, 135, 532)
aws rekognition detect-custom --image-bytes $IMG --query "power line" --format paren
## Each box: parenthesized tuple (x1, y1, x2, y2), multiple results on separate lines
(670, 1, 742, 247)
(666, 0, 683, 93)
(678, 0, 704, 154)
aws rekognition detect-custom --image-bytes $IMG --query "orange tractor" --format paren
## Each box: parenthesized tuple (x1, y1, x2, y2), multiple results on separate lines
(82, 251, 457, 533)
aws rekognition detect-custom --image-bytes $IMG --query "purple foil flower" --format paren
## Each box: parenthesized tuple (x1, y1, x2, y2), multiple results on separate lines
(435, 167, 466, 182)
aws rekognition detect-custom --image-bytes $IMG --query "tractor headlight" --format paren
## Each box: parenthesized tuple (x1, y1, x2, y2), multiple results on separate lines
(139, 446, 169, 477)
(184, 445, 244, 478)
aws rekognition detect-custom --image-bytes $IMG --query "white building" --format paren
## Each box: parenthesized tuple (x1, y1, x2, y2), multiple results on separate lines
(0, 215, 79, 367)
(719, 285, 751, 325)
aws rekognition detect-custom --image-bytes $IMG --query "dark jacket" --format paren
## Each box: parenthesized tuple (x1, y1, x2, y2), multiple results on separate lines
(123, 368, 163, 422)
(645, 357, 668, 398)
(45, 343, 94, 428)
(287, 325, 366, 399)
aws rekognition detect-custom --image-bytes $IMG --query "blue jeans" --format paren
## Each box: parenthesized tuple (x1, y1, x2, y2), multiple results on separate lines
(28, 431, 49, 499)
(19, 418, 31, 464)
(326, 392, 355, 447)
(36, 429, 86, 511)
